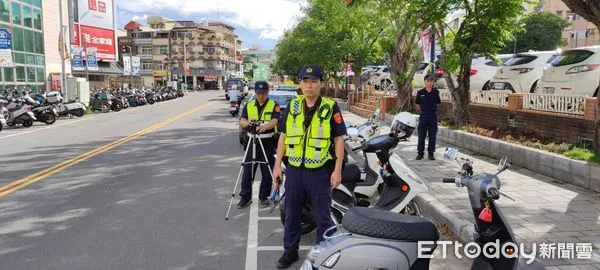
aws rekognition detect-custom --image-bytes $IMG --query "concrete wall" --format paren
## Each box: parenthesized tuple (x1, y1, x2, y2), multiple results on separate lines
(43, 0, 73, 87)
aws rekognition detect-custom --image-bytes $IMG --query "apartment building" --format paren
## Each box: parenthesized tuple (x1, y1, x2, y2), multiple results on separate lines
(118, 17, 243, 89)
(540, 0, 599, 48)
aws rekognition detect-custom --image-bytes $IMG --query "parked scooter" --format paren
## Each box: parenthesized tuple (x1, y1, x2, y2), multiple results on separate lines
(4, 97, 36, 127)
(22, 93, 58, 125)
(0, 98, 7, 132)
(280, 112, 427, 234)
(300, 148, 545, 270)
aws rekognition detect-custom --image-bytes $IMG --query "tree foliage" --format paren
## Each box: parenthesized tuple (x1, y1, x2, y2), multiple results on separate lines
(501, 12, 570, 53)
(438, 0, 527, 125)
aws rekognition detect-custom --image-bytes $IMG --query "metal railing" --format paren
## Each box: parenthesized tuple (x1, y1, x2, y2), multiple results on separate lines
(471, 91, 509, 107)
(523, 93, 586, 115)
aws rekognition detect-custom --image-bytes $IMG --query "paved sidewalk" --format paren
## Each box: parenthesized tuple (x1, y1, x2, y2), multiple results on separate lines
(341, 109, 600, 269)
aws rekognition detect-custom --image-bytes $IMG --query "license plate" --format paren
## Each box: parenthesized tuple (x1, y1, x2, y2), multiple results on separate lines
(543, 87, 555, 94)
(493, 83, 505, 90)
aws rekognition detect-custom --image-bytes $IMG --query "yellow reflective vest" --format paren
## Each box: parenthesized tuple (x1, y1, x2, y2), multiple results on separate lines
(247, 99, 277, 134)
(284, 96, 334, 168)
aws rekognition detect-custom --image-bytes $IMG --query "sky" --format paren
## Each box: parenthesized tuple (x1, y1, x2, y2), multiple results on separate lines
(116, 0, 308, 50)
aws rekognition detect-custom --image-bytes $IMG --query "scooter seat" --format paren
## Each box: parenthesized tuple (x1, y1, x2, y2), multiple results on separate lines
(341, 164, 361, 192)
(342, 207, 439, 241)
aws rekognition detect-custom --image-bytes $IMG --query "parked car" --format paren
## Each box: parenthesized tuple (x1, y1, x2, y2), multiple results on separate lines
(367, 66, 393, 90)
(536, 46, 600, 97)
(470, 54, 513, 91)
(238, 90, 298, 149)
(488, 51, 559, 93)
(413, 62, 448, 89)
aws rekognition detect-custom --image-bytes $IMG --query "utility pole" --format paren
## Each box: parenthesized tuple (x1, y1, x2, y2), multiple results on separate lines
(58, 0, 68, 98)
(184, 32, 188, 90)
(129, 46, 133, 87)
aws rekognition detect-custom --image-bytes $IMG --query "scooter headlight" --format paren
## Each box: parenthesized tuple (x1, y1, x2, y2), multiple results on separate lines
(300, 259, 314, 270)
(321, 251, 340, 268)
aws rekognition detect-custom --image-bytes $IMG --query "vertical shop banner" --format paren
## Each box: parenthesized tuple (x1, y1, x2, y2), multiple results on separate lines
(131, 56, 140, 76)
(0, 29, 14, 68)
(72, 46, 85, 71)
(86, 47, 99, 71)
(123, 56, 131, 75)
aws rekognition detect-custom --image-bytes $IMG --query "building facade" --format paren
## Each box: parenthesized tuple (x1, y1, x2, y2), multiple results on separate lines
(0, 0, 46, 92)
(540, 0, 599, 48)
(118, 18, 243, 89)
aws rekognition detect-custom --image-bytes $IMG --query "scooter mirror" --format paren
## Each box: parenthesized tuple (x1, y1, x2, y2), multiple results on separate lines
(498, 156, 508, 171)
(374, 108, 381, 117)
(345, 121, 352, 128)
(444, 147, 459, 160)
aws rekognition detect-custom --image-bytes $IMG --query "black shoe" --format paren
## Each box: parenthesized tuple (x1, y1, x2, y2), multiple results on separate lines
(429, 154, 436, 160)
(259, 199, 270, 208)
(236, 197, 252, 209)
(277, 250, 299, 269)
(416, 154, 424, 160)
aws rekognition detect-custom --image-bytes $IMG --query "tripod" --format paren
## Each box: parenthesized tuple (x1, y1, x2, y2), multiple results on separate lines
(225, 127, 276, 220)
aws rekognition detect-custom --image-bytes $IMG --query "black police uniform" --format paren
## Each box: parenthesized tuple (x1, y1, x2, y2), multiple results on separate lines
(278, 96, 347, 252)
(415, 85, 441, 157)
(238, 94, 281, 206)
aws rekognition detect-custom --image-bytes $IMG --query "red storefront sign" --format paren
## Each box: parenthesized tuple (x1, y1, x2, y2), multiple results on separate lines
(88, 0, 97, 11)
(78, 25, 116, 61)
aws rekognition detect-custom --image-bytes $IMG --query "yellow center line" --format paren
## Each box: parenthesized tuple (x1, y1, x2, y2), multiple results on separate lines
(0, 101, 216, 198)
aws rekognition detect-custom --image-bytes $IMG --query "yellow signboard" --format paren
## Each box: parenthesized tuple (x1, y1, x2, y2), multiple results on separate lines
(153, 70, 168, 77)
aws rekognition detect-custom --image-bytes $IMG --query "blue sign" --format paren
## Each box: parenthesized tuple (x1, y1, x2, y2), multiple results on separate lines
(0, 29, 11, 50)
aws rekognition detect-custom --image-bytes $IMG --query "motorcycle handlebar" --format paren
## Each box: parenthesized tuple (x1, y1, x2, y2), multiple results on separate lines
(351, 145, 363, 152)
(442, 178, 455, 183)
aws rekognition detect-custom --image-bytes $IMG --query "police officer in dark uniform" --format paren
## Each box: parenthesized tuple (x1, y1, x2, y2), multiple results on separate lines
(415, 73, 441, 160)
(237, 81, 281, 208)
(272, 65, 347, 269)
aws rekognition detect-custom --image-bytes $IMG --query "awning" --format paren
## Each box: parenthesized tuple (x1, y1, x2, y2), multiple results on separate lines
(72, 61, 124, 75)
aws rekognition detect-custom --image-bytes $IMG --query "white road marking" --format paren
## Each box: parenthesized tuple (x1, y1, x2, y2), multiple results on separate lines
(257, 216, 280, 221)
(245, 181, 260, 270)
(257, 246, 312, 251)
(0, 117, 93, 139)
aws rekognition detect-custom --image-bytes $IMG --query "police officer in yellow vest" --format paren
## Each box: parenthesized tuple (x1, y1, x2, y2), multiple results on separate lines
(273, 64, 347, 269)
(237, 81, 282, 209)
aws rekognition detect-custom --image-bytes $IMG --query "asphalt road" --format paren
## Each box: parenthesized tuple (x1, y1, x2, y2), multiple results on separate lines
(0, 90, 471, 270)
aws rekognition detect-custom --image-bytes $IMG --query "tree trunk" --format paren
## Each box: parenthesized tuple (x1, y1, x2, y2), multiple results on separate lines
(333, 75, 340, 98)
(353, 67, 362, 91)
(596, 97, 600, 154)
(451, 61, 473, 126)
(390, 21, 419, 112)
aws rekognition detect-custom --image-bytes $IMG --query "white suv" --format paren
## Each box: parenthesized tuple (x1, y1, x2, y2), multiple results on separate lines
(367, 66, 392, 90)
(536, 46, 600, 97)
(489, 51, 559, 93)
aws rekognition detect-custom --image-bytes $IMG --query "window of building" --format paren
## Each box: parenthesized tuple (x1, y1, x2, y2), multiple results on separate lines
(0, 0, 9, 22)
(35, 55, 44, 65)
(204, 46, 215, 54)
(33, 8, 41, 30)
(140, 46, 152, 54)
(26, 67, 35, 82)
(11, 2, 20, 25)
(25, 54, 35, 65)
(32, 0, 41, 8)
(15, 66, 25, 82)
(36, 67, 44, 82)
(14, 52, 24, 63)
(23, 29, 33, 53)
(34, 31, 43, 54)
(12, 27, 23, 51)
(22, 5, 32, 28)
(22, 0, 32, 4)
(155, 46, 168, 55)
(4, 67, 13, 82)
(141, 60, 153, 70)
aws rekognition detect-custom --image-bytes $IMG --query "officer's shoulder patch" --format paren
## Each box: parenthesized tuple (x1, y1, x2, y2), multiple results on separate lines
(333, 112, 343, 124)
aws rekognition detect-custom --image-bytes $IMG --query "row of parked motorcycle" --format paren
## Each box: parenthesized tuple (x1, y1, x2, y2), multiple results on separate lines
(88, 87, 185, 114)
(0, 87, 185, 133)
(272, 110, 544, 269)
